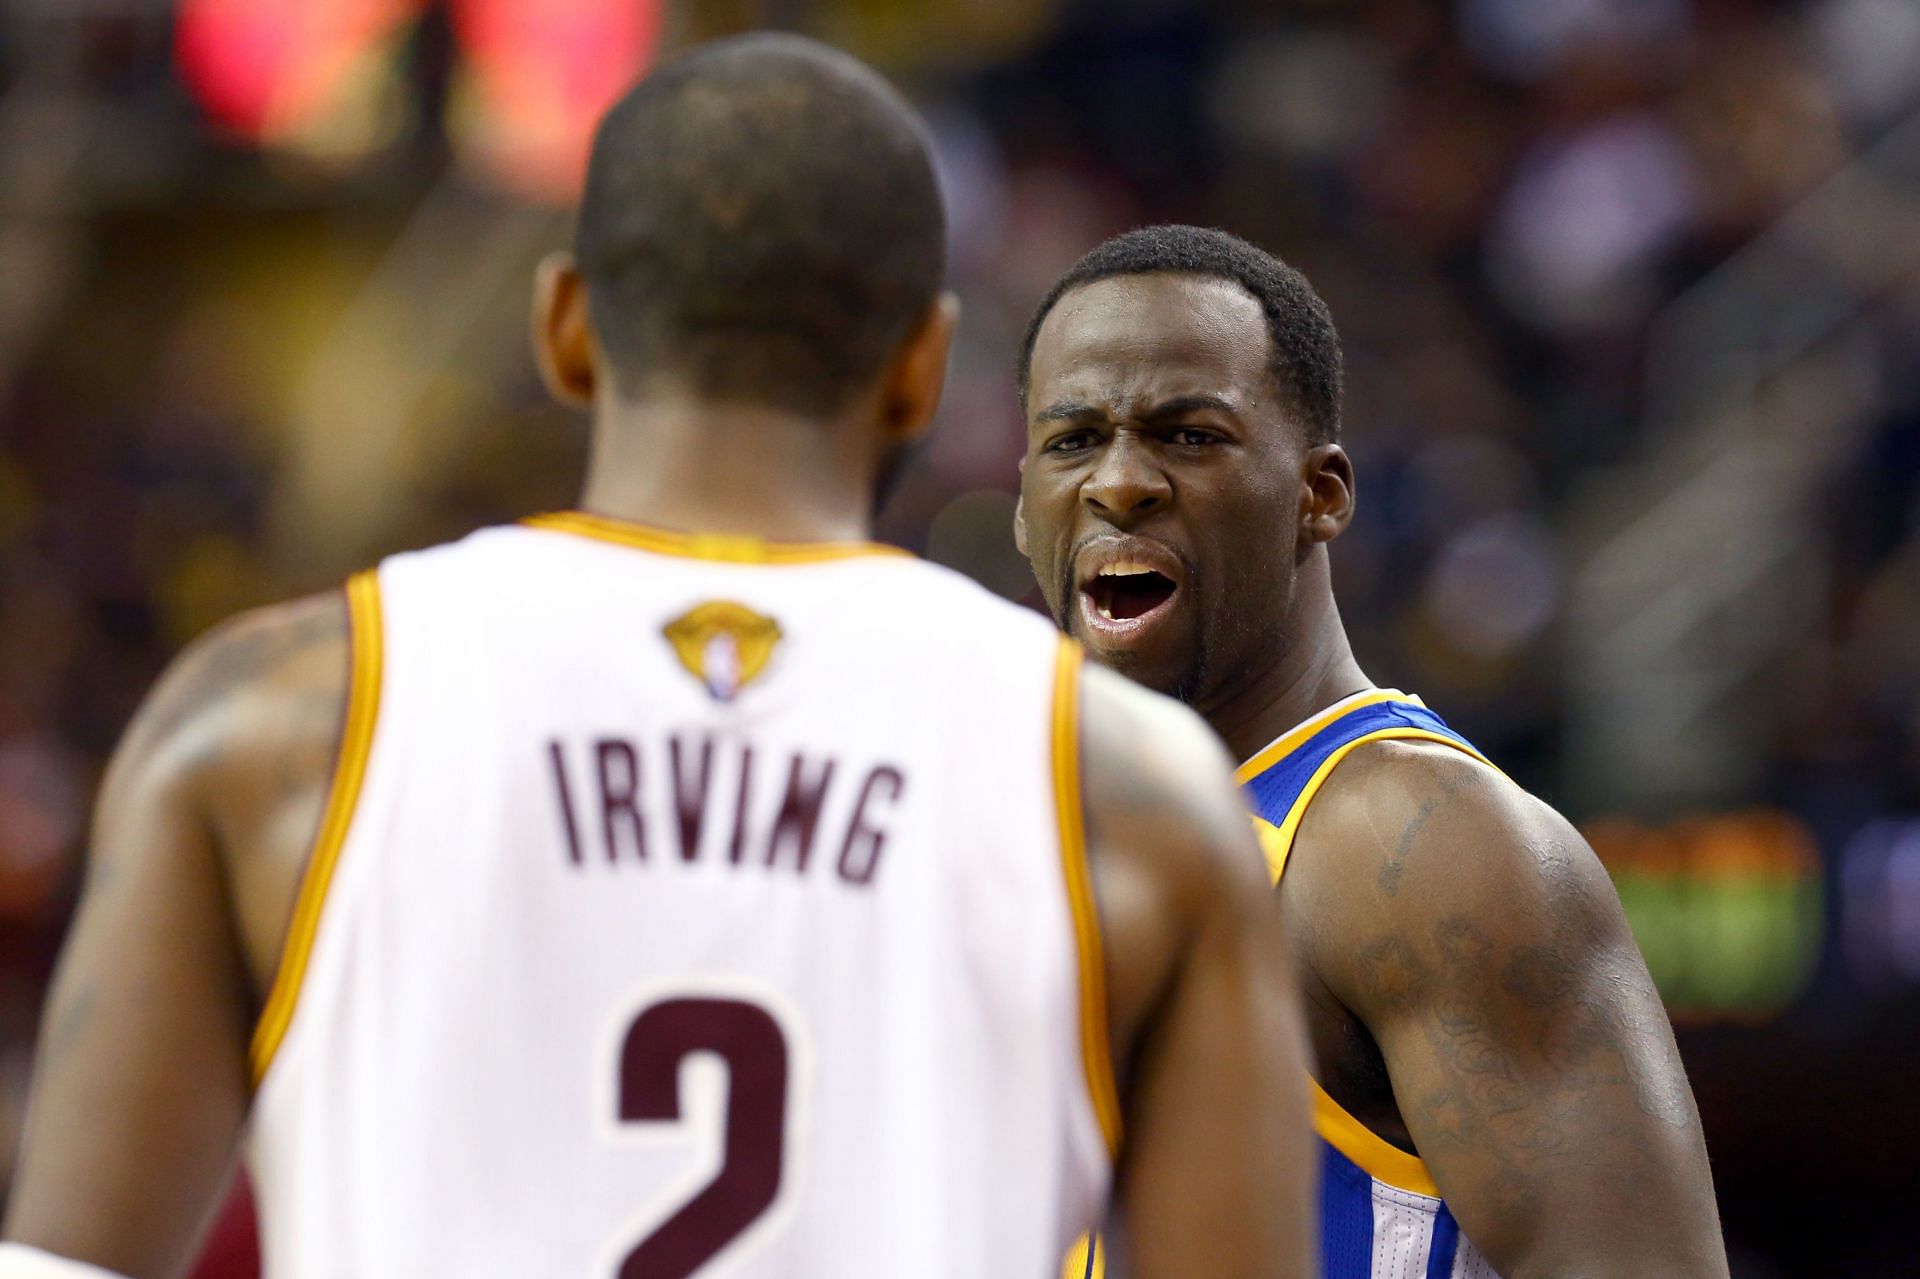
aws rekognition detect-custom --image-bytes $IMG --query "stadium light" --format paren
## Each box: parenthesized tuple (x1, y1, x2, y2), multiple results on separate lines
(176, 0, 662, 201)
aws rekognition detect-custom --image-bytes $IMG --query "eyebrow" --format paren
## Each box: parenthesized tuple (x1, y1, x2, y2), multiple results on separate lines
(1033, 393, 1240, 425)
(1034, 400, 1104, 424)
(1138, 394, 1239, 422)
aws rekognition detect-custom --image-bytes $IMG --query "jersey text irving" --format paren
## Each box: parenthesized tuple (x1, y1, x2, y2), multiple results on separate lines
(545, 732, 905, 888)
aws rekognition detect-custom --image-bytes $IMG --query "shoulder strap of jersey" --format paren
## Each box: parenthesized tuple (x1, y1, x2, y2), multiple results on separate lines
(249, 569, 385, 1086)
(1238, 692, 1494, 886)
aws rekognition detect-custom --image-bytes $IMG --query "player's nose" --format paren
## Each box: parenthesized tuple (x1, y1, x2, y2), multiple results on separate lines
(1081, 436, 1171, 523)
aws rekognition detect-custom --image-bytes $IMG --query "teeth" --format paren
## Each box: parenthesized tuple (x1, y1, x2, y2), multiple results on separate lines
(1097, 602, 1115, 620)
(1098, 561, 1157, 577)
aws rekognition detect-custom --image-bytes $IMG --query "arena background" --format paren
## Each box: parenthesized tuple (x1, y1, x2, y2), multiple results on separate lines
(0, 0, 1915, 1273)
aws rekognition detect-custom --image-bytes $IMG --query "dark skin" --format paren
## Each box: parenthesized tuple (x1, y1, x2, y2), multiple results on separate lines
(1018, 272, 1730, 1278)
(2, 259, 1315, 1279)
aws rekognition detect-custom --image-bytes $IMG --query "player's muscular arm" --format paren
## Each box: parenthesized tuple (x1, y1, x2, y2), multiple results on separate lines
(1295, 743, 1728, 1279)
(1079, 664, 1314, 1279)
(4, 594, 348, 1279)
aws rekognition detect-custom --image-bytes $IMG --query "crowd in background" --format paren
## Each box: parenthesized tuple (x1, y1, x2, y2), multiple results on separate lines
(1, 0, 1918, 1272)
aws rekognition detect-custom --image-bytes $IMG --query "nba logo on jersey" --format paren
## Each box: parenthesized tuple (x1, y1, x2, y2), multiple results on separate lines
(664, 601, 783, 701)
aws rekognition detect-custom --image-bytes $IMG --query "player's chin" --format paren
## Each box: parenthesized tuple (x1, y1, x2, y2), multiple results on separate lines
(1070, 608, 1197, 698)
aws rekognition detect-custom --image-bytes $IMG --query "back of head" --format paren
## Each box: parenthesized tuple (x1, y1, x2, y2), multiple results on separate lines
(576, 34, 946, 417)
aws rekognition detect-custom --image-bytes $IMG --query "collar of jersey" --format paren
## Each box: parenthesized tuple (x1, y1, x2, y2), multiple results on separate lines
(523, 510, 913, 565)
(1234, 688, 1424, 784)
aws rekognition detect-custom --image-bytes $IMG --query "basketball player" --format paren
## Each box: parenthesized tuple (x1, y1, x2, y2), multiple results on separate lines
(1018, 226, 1730, 1279)
(0, 45, 1316, 1279)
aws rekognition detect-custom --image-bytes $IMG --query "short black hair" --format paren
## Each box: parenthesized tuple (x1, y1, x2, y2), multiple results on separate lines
(1018, 225, 1343, 443)
(575, 34, 945, 417)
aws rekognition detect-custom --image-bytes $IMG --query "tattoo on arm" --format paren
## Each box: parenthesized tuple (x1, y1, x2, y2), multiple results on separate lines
(1316, 748, 1725, 1274)
(1376, 767, 1493, 897)
(134, 602, 344, 759)
(1357, 862, 1695, 1216)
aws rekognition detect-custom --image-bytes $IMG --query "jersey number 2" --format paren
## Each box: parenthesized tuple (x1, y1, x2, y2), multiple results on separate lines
(615, 997, 789, 1278)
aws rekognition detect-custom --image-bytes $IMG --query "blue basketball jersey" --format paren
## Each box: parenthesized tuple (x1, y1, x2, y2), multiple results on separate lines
(1060, 690, 1505, 1279)
(1241, 689, 1501, 1279)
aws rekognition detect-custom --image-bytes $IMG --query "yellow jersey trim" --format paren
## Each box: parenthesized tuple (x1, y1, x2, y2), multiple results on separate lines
(1053, 638, 1122, 1157)
(1060, 1231, 1106, 1279)
(1233, 688, 1421, 785)
(1253, 816, 1290, 884)
(1312, 1079, 1440, 1197)
(1259, 724, 1494, 886)
(249, 570, 385, 1085)
(524, 510, 912, 564)
(1254, 716, 1499, 1195)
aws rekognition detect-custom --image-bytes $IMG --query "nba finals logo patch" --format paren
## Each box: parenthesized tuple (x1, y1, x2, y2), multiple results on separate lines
(663, 601, 782, 702)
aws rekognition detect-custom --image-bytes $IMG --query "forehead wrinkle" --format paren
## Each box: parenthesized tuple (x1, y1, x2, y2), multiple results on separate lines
(1038, 356, 1255, 423)
(1030, 275, 1270, 410)
(1055, 326, 1248, 371)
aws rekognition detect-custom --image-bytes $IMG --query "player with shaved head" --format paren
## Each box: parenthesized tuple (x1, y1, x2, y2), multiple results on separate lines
(1020, 225, 1730, 1279)
(0, 46, 1314, 1279)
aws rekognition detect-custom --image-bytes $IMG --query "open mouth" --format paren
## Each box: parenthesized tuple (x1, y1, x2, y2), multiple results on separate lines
(1076, 546, 1185, 648)
(1086, 565, 1178, 622)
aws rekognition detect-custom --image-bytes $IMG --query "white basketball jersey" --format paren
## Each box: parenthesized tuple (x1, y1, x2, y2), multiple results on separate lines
(246, 513, 1115, 1278)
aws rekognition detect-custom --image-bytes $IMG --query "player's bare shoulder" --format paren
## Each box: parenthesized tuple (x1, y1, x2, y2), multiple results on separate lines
(4, 591, 350, 1269)
(1286, 737, 1624, 942)
(128, 593, 347, 782)
(1290, 735, 1702, 1152)
(1080, 662, 1270, 899)
(1072, 662, 1315, 1279)
(109, 590, 351, 995)
(1077, 662, 1277, 1042)
(1285, 730, 1719, 1273)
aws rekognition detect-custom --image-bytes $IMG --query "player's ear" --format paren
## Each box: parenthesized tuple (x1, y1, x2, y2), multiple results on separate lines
(879, 291, 960, 442)
(533, 252, 596, 411)
(1300, 443, 1355, 545)
(1013, 488, 1029, 558)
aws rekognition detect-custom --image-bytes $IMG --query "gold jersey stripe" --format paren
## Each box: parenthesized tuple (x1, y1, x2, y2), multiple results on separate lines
(1264, 725, 1497, 879)
(1253, 816, 1291, 885)
(1060, 1230, 1107, 1279)
(523, 510, 912, 564)
(1053, 638, 1122, 1157)
(1232, 688, 1419, 785)
(249, 570, 385, 1085)
(1312, 1078, 1440, 1197)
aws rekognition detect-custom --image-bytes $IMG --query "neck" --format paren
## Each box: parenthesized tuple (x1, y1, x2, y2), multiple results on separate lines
(578, 392, 879, 543)
(1200, 549, 1372, 764)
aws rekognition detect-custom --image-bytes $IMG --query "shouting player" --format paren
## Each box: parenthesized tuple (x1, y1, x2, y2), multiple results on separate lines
(0, 46, 1315, 1279)
(1019, 226, 1730, 1279)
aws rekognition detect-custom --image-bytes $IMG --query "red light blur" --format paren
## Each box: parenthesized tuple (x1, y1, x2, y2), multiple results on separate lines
(449, 0, 664, 201)
(176, 0, 422, 141)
